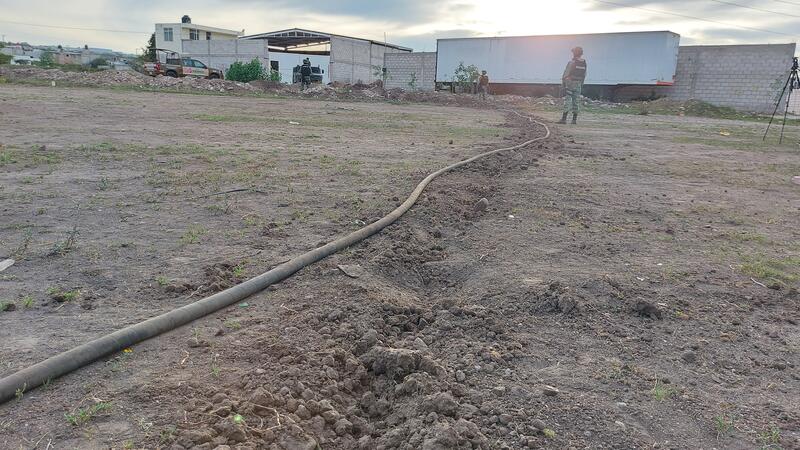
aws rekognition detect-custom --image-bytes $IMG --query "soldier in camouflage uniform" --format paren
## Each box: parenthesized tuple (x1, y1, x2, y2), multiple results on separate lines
(558, 47, 587, 125)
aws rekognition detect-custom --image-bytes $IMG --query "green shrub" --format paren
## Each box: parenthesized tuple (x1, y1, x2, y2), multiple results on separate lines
(89, 58, 109, 69)
(0, 54, 11, 65)
(268, 69, 281, 83)
(226, 59, 267, 83)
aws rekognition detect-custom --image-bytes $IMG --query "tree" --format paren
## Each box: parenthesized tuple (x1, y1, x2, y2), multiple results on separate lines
(453, 62, 479, 93)
(140, 33, 156, 63)
(226, 59, 267, 83)
(38, 52, 54, 67)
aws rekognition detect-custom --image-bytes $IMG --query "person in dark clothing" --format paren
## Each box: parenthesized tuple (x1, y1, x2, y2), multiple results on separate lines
(300, 58, 312, 90)
(558, 47, 587, 125)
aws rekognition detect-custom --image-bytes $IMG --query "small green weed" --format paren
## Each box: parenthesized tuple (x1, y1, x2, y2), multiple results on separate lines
(224, 319, 242, 330)
(49, 226, 79, 256)
(651, 380, 675, 401)
(159, 425, 177, 444)
(543, 428, 556, 439)
(714, 414, 735, 438)
(232, 264, 245, 278)
(65, 402, 112, 426)
(758, 424, 781, 447)
(741, 256, 800, 285)
(242, 215, 261, 227)
(21, 296, 34, 308)
(156, 276, 169, 287)
(180, 225, 207, 245)
(11, 228, 33, 259)
(47, 287, 80, 302)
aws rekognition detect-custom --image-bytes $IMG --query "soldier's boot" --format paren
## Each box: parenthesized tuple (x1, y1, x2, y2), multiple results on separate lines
(571, 113, 578, 125)
(557, 112, 568, 124)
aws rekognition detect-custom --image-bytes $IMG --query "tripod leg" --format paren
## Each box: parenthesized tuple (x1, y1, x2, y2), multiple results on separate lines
(779, 82, 794, 145)
(764, 76, 792, 141)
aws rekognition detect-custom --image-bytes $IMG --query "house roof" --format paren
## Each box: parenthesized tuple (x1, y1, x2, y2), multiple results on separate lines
(241, 28, 412, 52)
(158, 22, 242, 36)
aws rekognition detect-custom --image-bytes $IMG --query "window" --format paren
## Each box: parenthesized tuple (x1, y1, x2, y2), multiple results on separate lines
(190, 29, 199, 40)
(206, 31, 212, 40)
(270, 61, 279, 71)
(164, 27, 173, 42)
(192, 60, 206, 69)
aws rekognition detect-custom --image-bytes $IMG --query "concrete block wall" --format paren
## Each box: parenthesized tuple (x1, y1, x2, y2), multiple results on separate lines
(611, 44, 796, 113)
(385, 52, 437, 91)
(330, 36, 410, 84)
(181, 39, 269, 73)
(663, 44, 796, 113)
(330, 36, 372, 84)
(789, 93, 800, 115)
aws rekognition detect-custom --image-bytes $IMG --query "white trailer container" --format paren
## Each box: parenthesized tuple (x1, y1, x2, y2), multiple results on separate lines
(436, 31, 680, 86)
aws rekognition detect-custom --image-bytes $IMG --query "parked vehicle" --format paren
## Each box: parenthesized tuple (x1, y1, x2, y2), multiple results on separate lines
(143, 49, 223, 79)
(292, 65, 324, 84)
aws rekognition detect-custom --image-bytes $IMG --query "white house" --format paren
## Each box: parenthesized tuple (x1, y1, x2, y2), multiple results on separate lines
(154, 15, 242, 54)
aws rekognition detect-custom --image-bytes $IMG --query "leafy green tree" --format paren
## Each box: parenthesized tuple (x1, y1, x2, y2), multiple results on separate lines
(453, 62, 479, 93)
(0, 42, 8, 65)
(225, 58, 267, 83)
(141, 33, 156, 63)
(37, 52, 54, 67)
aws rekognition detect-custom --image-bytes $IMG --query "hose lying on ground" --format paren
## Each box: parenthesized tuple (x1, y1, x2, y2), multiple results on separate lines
(0, 110, 551, 405)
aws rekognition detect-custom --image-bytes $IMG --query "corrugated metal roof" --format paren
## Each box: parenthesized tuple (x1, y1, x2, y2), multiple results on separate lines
(241, 28, 412, 52)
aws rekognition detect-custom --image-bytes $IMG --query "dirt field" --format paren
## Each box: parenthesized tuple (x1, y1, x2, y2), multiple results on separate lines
(1, 83, 799, 450)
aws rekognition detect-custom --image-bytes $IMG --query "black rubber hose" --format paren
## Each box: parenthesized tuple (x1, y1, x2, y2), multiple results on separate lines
(0, 111, 550, 404)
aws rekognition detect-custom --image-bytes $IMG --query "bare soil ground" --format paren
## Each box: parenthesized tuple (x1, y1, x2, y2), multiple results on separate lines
(1, 84, 799, 450)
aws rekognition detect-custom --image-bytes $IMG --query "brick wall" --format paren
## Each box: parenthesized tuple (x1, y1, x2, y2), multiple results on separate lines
(384, 52, 437, 91)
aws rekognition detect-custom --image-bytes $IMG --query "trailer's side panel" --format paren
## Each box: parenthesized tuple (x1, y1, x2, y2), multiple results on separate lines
(436, 32, 680, 86)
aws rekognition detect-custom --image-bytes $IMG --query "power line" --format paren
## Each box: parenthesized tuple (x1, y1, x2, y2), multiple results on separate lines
(770, 0, 800, 6)
(0, 19, 149, 34)
(709, 0, 800, 19)
(592, 0, 798, 39)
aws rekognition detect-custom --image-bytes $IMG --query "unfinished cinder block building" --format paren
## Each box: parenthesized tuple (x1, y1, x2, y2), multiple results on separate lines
(241, 29, 412, 85)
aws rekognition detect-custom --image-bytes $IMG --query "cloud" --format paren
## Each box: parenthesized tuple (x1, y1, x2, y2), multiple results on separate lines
(0, 0, 797, 53)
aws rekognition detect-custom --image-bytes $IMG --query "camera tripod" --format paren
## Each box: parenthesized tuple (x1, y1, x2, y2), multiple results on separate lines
(763, 56, 799, 144)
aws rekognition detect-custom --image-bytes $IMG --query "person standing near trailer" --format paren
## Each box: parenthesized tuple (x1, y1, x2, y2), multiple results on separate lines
(558, 47, 587, 125)
(478, 70, 490, 100)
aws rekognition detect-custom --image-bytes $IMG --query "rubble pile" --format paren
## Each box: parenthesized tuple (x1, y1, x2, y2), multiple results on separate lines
(1, 66, 637, 110)
(0, 66, 259, 93)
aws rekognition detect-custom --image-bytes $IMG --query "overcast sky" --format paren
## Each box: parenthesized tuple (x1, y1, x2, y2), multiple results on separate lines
(0, 0, 798, 53)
